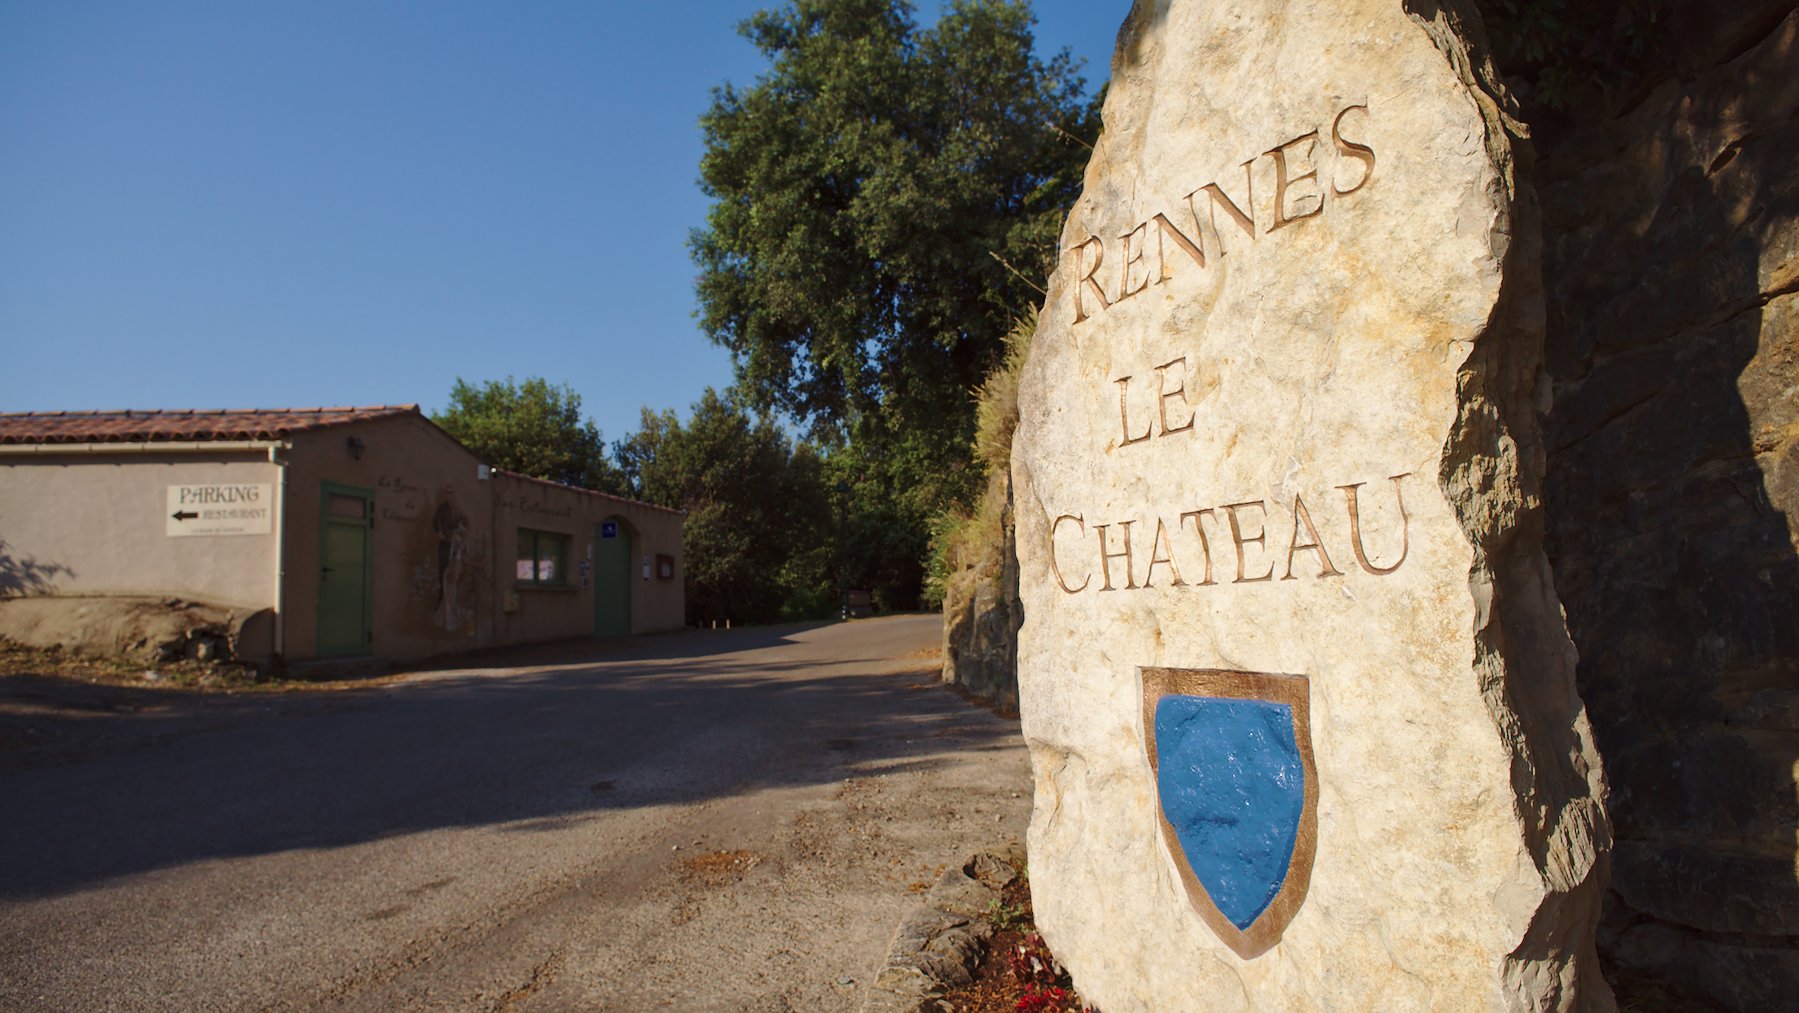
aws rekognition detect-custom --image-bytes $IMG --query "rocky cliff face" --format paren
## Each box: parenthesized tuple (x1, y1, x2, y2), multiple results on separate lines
(940, 472, 1021, 714)
(1536, 8, 1799, 1008)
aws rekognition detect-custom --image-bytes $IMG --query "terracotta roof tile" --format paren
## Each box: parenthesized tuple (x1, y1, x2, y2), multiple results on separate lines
(0, 406, 422, 445)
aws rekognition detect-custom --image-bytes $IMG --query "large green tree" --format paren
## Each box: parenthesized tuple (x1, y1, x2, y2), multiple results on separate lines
(617, 388, 834, 623)
(432, 377, 621, 491)
(691, 0, 1098, 500)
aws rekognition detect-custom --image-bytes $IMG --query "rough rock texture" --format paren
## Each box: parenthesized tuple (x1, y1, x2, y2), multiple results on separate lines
(1535, 9, 1799, 1009)
(862, 851, 1020, 1013)
(1011, 1, 1610, 1010)
(940, 474, 1023, 712)
(0, 595, 272, 665)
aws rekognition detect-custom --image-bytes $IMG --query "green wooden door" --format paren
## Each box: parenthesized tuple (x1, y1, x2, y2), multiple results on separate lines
(318, 484, 373, 656)
(593, 519, 631, 637)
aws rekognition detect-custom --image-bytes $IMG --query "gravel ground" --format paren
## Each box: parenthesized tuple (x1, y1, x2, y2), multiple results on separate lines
(0, 615, 1031, 1012)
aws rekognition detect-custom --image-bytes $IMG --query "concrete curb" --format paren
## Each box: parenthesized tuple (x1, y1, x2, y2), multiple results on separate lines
(861, 848, 1022, 1013)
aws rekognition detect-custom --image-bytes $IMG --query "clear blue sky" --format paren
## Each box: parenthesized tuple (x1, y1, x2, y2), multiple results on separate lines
(0, 1, 1125, 444)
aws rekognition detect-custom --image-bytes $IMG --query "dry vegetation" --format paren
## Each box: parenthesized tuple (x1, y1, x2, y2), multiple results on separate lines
(0, 635, 403, 694)
(927, 310, 1035, 605)
(0, 635, 266, 689)
(940, 869, 1093, 1013)
(678, 849, 764, 888)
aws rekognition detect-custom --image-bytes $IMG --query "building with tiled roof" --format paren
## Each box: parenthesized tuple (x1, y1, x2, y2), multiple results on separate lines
(0, 406, 684, 665)
(0, 405, 422, 445)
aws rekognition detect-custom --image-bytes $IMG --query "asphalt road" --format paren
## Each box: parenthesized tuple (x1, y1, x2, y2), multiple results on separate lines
(0, 615, 1030, 1012)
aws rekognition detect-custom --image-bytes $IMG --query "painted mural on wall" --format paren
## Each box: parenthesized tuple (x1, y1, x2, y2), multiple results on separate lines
(497, 492, 576, 519)
(430, 499, 476, 632)
(378, 473, 424, 522)
(388, 480, 485, 637)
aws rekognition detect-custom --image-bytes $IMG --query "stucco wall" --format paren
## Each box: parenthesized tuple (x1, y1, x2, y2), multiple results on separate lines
(3, 412, 685, 664)
(491, 471, 685, 642)
(279, 414, 494, 662)
(0, 451, 279, 608)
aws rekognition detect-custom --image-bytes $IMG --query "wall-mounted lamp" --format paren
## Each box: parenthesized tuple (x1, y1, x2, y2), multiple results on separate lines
(346, 436, 366, 461)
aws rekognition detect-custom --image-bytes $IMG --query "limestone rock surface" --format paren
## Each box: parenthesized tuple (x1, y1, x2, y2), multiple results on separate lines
(861, 851, 1020, 1013)
(1011, 2, 1611, 1010)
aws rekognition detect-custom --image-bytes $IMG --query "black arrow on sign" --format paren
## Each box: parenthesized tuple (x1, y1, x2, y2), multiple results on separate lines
(171, 510, 199, 521)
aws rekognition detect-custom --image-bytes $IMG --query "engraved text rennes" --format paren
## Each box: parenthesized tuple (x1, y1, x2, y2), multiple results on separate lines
(1070, 104, 1375, 324)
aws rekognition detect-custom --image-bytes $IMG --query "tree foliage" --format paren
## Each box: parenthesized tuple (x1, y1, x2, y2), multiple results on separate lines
(692, 0, 1098, 481)
(926, 308, 1033, 606)
(432, 377, 620, 492)
(617, 388, 834, 623)
(691, 0, 1099, 608)
(1479, 0, 1673, 119)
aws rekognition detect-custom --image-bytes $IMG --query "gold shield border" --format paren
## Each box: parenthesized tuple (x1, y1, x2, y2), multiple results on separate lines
(1141, 667, 1319, 960)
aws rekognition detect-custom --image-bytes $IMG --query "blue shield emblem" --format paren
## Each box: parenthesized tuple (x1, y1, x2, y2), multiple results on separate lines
(1142, 668, 1318, 959)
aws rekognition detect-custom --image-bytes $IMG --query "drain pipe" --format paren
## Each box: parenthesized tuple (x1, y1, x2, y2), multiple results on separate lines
(270, 443, 290, 660)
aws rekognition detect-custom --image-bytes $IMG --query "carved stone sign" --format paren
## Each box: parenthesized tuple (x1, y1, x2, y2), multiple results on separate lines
(1011, 2, 1613, 1009)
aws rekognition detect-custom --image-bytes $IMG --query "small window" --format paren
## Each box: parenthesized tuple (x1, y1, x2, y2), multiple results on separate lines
(516, 529, 569, 586)
(327, 493, 366, 519)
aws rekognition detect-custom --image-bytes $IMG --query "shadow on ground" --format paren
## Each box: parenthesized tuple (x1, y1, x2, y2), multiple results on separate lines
(0, 618, 1010, 900)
